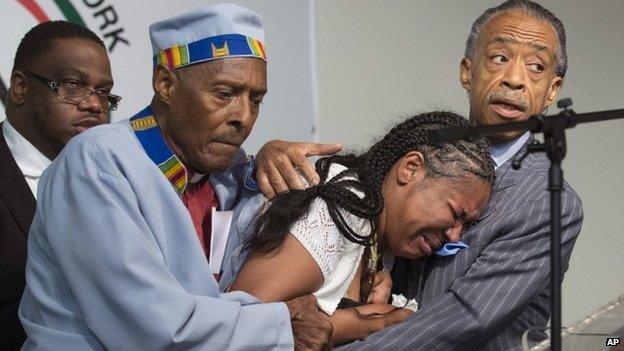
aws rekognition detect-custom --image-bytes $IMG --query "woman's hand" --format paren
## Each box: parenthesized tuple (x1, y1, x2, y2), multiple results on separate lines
(330, 303, 413, 345)
(367, 271, 393, 304)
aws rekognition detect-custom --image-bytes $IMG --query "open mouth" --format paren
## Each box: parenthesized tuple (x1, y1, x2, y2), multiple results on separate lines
(409, 232, 448, 257)
(413, 236, 433, 256)
(489, 98, 527, 119)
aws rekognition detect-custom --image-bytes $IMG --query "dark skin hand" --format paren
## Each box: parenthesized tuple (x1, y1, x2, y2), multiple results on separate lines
(332, 267, 412, 345)
(331, 304, 413, 345)
(285, 295, 334, 351)
(256, 140, 342, 198)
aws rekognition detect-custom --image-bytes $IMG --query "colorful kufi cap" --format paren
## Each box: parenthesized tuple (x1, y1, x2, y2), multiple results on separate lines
(149, 3, 266, 70)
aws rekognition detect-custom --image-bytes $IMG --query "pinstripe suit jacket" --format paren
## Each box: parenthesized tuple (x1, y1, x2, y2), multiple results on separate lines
(340, 137, 583, 351)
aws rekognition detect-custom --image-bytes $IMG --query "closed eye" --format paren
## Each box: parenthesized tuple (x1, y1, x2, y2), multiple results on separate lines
(216, 90, 233, 100)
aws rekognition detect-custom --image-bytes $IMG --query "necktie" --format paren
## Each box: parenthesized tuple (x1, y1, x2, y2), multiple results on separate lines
(181, 175, 219, 256)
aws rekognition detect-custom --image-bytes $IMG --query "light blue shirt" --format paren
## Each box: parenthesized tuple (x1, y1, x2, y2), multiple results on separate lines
(490, 132, 531, 169)
(19, 120, 293, 350)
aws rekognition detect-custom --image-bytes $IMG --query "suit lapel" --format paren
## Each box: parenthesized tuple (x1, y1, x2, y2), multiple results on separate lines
(473, 158, 517, 222)
(474, 136, 536, 222)
(493, 135, 538, 189)
(0, 123, 36, 236)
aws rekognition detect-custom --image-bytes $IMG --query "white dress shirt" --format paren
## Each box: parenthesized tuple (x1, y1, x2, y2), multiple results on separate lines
(2, 119, 51, 199)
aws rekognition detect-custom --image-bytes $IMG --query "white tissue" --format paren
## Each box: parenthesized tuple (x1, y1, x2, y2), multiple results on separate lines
(391, 293, 418, 312)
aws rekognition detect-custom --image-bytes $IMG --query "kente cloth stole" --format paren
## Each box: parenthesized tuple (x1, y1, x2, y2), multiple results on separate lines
(129, 107, 187, 196)
(129, 107, 220, 259)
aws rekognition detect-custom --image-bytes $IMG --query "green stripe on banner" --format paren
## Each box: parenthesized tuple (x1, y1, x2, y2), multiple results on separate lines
(159, 156, 178, 172)
(53, 0, 86, 27)
(247, 37, 258, 56)
(180, 46, 189, 65)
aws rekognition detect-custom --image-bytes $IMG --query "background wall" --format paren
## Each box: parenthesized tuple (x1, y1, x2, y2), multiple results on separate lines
(315, 0, 624, 325)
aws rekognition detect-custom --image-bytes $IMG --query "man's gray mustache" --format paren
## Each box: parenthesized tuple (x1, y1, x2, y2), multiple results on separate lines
(487, 90, 528, 111)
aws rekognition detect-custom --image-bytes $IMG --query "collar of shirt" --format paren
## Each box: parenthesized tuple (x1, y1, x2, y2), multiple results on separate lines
(2, 118, 52, 179)
(490, 131, 530, 169)
(187, 169, 207, 184)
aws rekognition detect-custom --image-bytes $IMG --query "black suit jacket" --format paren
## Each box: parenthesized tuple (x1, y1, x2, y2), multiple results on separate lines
(0, 121, 36, 350)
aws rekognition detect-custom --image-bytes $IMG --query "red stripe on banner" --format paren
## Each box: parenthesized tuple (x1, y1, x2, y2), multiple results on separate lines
(258, 41, 266, 58)
(164, 49, 175, 70)
(169, 167, 186, 185)
(17, 0, 50, 23)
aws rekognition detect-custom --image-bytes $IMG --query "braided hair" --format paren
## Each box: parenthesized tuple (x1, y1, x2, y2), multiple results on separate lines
(247, 111, 495, 255)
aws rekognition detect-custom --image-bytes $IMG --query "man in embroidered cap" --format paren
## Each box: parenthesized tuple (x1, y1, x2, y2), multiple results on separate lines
(19, 4, 332, 350)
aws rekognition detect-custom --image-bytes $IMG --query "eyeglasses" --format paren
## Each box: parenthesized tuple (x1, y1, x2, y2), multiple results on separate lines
(25, 70, 122, 111)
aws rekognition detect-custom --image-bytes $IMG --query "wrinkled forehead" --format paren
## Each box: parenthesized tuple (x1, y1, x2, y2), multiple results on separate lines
(176, 56, 267, 92)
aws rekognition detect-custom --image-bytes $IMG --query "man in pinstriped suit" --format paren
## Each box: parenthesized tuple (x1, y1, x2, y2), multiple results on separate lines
(335, 1, 583, 349)
(256, 1, 582, 350)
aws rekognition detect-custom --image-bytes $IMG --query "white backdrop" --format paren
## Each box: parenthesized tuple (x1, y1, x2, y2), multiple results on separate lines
(0, 0, 317, 154)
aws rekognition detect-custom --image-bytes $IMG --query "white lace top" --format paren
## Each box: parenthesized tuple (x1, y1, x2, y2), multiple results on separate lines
(290, 164, 370, 315)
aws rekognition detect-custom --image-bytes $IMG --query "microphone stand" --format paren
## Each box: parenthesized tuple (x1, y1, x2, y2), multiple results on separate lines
(428, 99, 624, 351)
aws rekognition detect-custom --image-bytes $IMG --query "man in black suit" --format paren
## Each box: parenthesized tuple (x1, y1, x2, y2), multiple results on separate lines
(0, 21, 119, 349)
